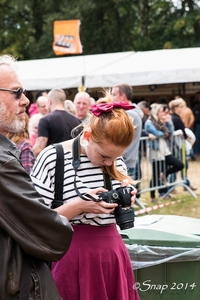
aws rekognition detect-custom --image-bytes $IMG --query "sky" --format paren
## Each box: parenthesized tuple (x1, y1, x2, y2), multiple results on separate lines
(172, 0, 200, 8)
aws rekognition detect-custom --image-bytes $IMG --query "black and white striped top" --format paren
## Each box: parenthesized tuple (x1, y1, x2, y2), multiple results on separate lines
(31, 144, 127, 226)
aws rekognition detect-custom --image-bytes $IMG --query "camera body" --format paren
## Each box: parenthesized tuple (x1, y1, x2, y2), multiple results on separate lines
(98, 186, 135, 230)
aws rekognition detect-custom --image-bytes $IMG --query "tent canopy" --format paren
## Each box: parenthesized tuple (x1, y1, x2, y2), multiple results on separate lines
(17, 47, 200, 91)
(17, 55, 84, 90)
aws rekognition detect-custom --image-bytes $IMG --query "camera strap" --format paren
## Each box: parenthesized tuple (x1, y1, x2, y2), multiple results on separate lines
(72, 135, 98, 202)
(103, 172, 112, 191)
(52, 143, 64, 208)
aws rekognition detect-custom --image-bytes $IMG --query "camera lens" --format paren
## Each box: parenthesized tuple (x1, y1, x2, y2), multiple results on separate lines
(114, 206, 135, 230)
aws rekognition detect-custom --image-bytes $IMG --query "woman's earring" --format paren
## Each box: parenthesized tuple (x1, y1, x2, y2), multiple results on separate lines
(80, 138, 89, 147)
(80, 131, 90, 147)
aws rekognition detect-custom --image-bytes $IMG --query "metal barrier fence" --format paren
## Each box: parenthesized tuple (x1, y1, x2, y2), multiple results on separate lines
(134, 134, 197, 209)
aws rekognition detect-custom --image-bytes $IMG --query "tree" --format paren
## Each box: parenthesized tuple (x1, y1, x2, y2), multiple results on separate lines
(0, 0, 200, 60)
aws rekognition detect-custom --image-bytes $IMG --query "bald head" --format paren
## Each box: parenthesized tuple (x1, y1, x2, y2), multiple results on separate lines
(74, 92, 91, 120)
(36, 96, 48, 115)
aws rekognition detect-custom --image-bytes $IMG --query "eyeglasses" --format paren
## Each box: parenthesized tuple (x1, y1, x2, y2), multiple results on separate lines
(0, 87, 26, 99)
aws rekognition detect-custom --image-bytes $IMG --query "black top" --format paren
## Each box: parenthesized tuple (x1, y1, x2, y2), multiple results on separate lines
(38, 110, 81, 145)
(171, 113, 188, 139)
(192, 103, 200, 124)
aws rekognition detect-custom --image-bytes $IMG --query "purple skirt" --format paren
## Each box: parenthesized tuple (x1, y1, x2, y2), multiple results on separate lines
(51, 224, 140, 300)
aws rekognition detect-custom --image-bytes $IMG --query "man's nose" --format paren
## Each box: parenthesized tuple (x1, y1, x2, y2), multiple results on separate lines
(20, 94, 30, 107)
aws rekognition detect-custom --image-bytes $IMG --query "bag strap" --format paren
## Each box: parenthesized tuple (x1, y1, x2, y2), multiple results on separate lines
(52, 144, 64, 208)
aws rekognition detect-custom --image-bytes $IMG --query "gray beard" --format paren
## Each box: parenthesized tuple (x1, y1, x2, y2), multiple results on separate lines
(0, 101, 25, 133)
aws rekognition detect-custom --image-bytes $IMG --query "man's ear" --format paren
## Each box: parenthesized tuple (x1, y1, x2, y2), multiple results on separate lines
(121, 93, 127, 102)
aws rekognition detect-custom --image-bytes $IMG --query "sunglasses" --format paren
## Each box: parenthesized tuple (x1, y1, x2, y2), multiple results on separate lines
(0, 87, 26, 99)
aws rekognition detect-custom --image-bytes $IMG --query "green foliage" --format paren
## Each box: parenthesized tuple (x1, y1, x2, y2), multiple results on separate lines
(0, 0, 200, 60)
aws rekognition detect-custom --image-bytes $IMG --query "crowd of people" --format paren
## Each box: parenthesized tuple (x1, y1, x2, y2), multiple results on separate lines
(136, 97, 197, 202)
(1, 53, 200, 299)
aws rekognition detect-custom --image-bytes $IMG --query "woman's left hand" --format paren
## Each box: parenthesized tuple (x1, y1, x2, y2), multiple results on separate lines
(120, 179, 137, 205)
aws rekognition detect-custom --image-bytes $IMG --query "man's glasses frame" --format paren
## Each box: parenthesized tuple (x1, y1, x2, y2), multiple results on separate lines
(0, 88, 26, 99)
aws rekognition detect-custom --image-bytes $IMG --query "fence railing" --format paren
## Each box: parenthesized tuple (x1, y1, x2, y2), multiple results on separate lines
(134, 134, 197, 209)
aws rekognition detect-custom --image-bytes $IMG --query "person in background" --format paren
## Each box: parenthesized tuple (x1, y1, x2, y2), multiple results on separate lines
(178, 99, 195, 129)
(111, 83, 143, 181)
(137, 100, 151, 129)
(169, 98, 197, 191)
(31, 93, 140, 300)
(192, 91, 200, 154)
(8, 113, 36, 174)
(28, 113, 42, 146)
(33, 88, 81, 157)
(64, 99, 76, 115)
(73, 91, 92, 125)
(177, 98, 195, 160)
(28, 90, 48, 117)
(36, 95, 48, 116)
(145, 103, 184, 202)
(135, 100, 151, 194)
(28, 95, 48, 146)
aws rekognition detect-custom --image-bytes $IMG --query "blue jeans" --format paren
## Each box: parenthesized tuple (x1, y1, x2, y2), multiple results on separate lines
(127, 158, 141, 193)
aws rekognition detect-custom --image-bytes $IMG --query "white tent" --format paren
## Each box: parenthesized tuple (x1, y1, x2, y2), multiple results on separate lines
(17, 55, 85, 90)
(17, 47, 200, 91)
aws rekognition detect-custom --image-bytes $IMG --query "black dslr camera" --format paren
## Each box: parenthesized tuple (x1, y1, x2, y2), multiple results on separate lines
(98, 186, 135, 230)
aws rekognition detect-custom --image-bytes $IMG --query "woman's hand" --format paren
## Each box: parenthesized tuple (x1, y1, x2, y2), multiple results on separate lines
(173, 129, 183, 136)
(120, 179, 137, 205)
(148, 133, 156, 140)
(55, 187, 118, 220)
(83, 187, 118, 214)
(82, 198, 118, 214)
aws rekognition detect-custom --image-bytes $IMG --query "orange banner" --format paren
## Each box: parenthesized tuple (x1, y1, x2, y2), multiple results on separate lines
(53, 20, 82, 55)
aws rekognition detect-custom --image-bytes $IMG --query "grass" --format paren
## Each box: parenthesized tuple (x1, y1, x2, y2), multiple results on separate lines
(134, 193, 200, 219)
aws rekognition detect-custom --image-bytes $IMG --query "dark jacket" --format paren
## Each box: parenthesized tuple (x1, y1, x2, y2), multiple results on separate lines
(192, 103, 200, 124)
(0, 133, 73, 299)
(171, 113, 188, 139)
